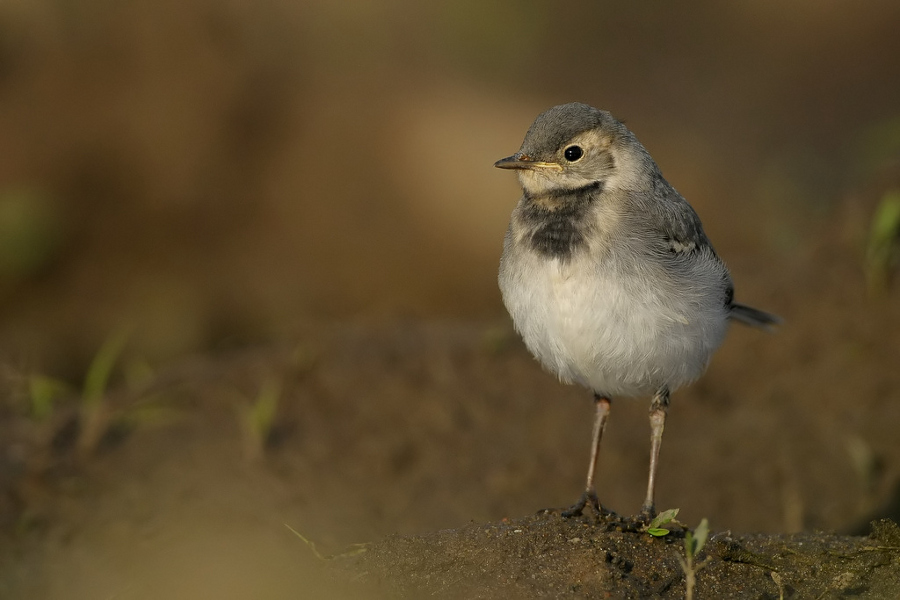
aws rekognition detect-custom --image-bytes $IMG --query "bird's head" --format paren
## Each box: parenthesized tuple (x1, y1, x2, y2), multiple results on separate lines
(494, 102, 654, 197)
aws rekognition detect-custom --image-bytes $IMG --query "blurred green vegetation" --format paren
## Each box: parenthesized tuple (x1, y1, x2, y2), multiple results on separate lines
(866, 190, 900, 294)
(0, 188, 63, 287)
(239, 376, 282, 462)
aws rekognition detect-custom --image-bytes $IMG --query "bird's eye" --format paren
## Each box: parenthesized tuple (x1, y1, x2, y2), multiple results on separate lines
(563, 145, 583, 162)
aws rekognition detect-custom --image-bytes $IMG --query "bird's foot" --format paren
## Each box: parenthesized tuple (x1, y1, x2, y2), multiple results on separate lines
(559, 490, 614, 519)
(637, 505, 657, 525)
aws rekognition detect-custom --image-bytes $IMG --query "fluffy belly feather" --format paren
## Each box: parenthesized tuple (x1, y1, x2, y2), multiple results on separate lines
(499, 253, 728, 398)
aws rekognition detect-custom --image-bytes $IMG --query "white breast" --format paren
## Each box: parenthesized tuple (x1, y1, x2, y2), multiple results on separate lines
(499, 246, 729, 398)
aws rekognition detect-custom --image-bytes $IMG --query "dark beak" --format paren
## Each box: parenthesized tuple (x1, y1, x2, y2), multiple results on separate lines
(493, 154, 562, 171)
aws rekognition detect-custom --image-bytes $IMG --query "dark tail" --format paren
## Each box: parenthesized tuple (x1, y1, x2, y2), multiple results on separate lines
(729, 302, 781, 332)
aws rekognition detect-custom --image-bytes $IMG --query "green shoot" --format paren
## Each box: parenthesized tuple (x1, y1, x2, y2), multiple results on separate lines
(78, 329, 130, 455)
(685, 517, 709, 558)
(83, 329, 130, 409)
(647, 508, 679, 537)
(240, 377, 282, 462)
(866, 189, 900, 293)
(678, 518, 711, 600)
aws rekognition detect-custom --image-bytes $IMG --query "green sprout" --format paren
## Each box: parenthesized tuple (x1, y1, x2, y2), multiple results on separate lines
(865, 189, 900, 294)
(678, 518, 711, 600)
(239, 377, 282, 462)
(647, 508, 680, 537)
(78, 329, 130, 455)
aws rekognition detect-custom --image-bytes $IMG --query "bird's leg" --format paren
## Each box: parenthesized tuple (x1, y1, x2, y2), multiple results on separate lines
(562, 394, 611, 518)
(641, 387, 670, 520)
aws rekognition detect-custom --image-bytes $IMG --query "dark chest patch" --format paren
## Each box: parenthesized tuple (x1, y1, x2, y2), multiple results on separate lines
(521, 181, 603, 259)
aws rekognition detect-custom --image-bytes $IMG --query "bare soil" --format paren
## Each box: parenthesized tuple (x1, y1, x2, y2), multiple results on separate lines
(350, 514, 900, 598)
(2, 278, 900, 598)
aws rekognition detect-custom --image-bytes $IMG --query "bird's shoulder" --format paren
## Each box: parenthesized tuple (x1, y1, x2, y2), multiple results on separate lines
(624, 172, 715, 259)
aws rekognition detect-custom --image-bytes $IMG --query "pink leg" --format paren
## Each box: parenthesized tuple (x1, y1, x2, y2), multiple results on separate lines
(562, 394, 611, 518)
(641, 387, 670, 518)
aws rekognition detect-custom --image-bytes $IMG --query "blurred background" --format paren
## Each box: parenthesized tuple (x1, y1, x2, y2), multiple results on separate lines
(1, 0, 897, 372)
(1, 1, 900, 598)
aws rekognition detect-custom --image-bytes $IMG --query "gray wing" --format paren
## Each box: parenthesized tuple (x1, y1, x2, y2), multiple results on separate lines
(629, 172, 721, 267)
(636, 172, 781, 330)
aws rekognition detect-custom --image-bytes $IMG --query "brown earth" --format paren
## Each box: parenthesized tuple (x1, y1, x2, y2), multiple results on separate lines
(1, 259, 900, 598)
(351, 514, 900, 598)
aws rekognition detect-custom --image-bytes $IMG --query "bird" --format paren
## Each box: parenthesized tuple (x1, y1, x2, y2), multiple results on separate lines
(495, 102, 778, 520)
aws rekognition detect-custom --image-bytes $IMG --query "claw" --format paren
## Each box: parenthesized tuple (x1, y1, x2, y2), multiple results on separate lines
(560, 490, 612, 518)
(638, 505, 657, 524)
